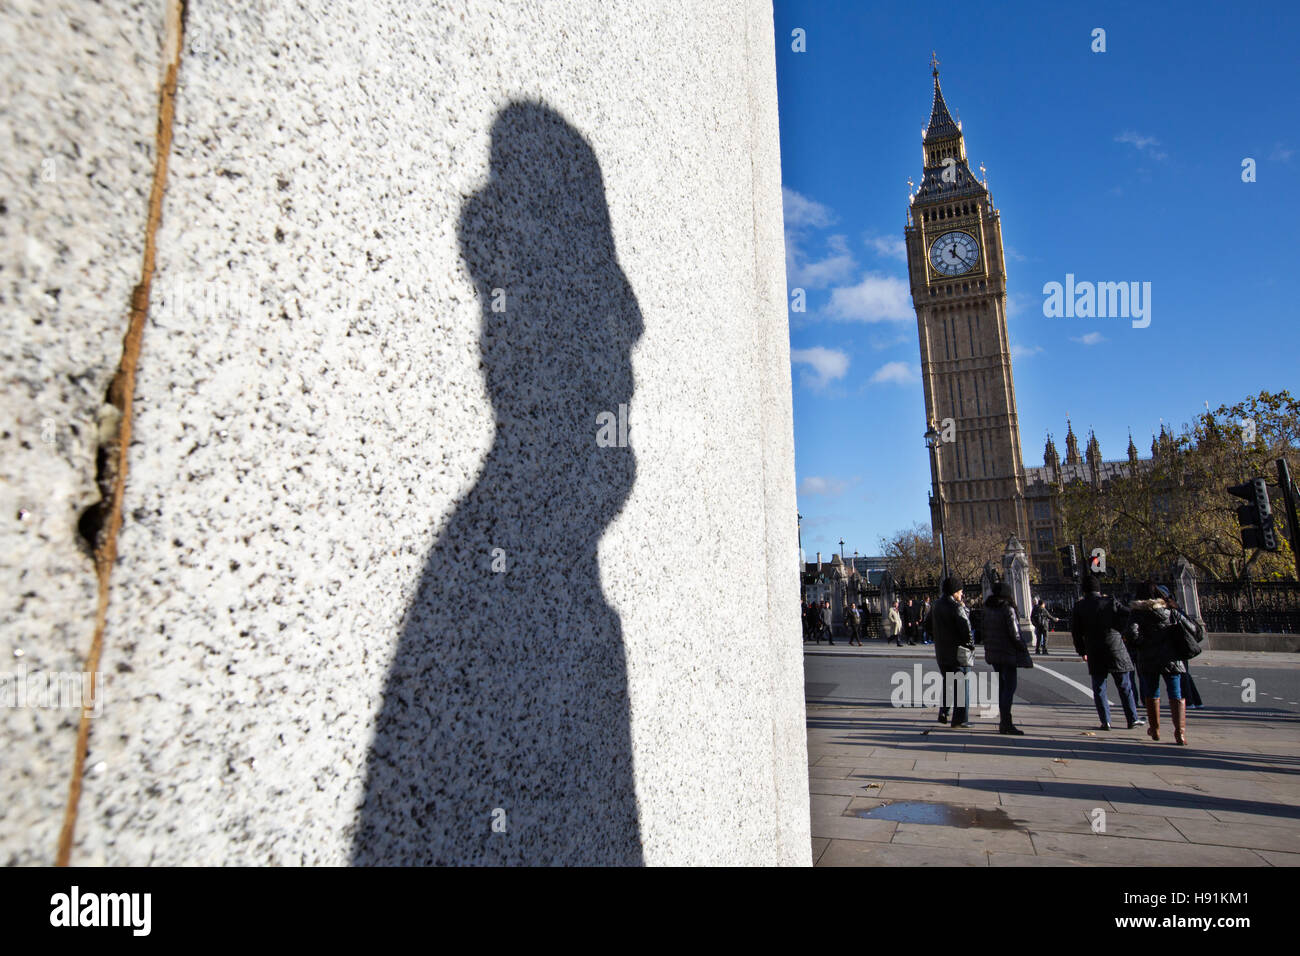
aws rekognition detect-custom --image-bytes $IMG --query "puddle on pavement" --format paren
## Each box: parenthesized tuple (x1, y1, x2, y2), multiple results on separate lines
(852, 801, 1021, 830)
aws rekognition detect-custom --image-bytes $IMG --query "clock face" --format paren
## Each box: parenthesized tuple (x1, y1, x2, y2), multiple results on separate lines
(929, 231, 980, 276)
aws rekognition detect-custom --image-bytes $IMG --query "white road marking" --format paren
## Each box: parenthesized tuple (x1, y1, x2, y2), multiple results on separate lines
(1034, 662, 1099, 702)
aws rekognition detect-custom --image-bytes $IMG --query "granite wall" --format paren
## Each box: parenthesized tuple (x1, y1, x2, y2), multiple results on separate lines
(2, 0, 808, 865)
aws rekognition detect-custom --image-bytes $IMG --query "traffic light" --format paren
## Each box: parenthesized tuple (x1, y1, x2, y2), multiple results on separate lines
(1058, 544, 1079, 580)
(1227, 477, 1278, 551)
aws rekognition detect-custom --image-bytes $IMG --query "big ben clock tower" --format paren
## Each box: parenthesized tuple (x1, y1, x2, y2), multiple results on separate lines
(905, 56, 1028, 541)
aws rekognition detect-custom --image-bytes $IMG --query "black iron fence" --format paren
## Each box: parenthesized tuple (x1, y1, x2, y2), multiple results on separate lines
(846, 583, 966, 641)
(825, 579, 1300, 636)
(1200, 581, 1300, 634)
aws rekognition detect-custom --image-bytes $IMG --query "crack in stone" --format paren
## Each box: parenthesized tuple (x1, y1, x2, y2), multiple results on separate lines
(55, 0, 186, 867)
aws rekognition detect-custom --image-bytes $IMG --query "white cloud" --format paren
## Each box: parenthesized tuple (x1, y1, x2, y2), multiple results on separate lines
(1006, 292, 1032, 319)
(782, 189, 857, 291)
(1005, 246, 1028, 262)
(1011, 342, 1043, 359)
(865, 234, 907, 261)
(1269, 143, 1295, 163)
(799, 476, 848, 497)
(790, 346, 850, 389)
(1115, 131, 1167, 161)
(870, 332, 911, 351)
(1072, 331, 1106, 346)
(782, 187, 835, 229)
(787, 233, 856, 289)
(826, 273, 912, 322)
(869, 360, 917, 385)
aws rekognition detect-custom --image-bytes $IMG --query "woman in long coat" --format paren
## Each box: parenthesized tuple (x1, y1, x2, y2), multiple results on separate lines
(1127, 581, 1189, 745)
(981, 583, 1034, 735)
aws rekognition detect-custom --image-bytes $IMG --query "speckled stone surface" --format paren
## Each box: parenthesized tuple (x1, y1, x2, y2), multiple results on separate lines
(0, 1, 163, 866)
(60, 0, 808, 865)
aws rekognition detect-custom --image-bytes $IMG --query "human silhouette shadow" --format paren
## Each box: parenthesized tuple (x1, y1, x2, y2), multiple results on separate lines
(351, 101, 644, 865)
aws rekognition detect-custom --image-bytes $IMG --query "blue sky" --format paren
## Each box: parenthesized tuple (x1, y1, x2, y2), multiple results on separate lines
(774, 0, 1300, 562)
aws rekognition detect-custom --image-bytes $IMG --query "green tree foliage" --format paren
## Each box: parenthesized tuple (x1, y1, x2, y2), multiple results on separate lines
(1058, 390, 1299, 583)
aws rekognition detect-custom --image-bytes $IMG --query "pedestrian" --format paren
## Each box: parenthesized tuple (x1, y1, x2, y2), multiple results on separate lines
(981, 582, 1034, 735)
(1070, 575, 1145, 731)
(820, 600, 835, 646)
(888, 600, 904, 646)
(921, 597, 933, 644)
(931, 577, 977, 728)
(1030, 598, 1058, 655)
(801, 601, 813, 643)
(1157, 587, 1204, 709)
(1127, 581, 1200, 745)
(904, 598, 919, 645)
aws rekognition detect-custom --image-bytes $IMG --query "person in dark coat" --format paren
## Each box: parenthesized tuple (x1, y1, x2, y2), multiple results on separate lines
(1030, 598, 1058, 654)
(1070, 576, 1144, 730)
(931, 576, 976, 727)
(847, 603, 863, 646)
(1158, 587, 1204, 708)
(820, 600, 834, 646)
(903, 598, 919, 645)
(981, 582, 1034, 735)
(1127, 581, 1189, 745)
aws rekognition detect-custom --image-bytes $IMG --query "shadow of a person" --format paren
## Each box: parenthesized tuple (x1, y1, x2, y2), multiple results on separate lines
(351, 101, 645, 865)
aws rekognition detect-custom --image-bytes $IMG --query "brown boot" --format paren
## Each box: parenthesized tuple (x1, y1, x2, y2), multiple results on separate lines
(1146, 699, 1160, 741)
(1171, 699, 1187, 745)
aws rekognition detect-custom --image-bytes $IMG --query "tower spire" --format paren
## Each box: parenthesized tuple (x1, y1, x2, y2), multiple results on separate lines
(914, 58, 982, 204)
(924, 69, 961, 143)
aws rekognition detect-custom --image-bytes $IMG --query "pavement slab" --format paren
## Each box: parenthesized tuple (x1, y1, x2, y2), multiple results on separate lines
(808, 697, 1300, 867)
(818, 840, 990, 867)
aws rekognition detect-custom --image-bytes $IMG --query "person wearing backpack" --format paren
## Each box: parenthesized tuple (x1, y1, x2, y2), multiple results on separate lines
(1070, 576, 1144, 731)
(1127, 581, 1202, 745)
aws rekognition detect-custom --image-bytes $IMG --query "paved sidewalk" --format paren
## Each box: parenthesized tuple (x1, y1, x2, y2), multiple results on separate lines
(805, 636, 1080, 662)
(804, 639, 1300, 669)
(807, 698, 1300, 866)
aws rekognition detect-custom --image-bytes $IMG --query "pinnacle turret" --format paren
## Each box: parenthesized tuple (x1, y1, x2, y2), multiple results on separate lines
(1064, 418, 1082, 466)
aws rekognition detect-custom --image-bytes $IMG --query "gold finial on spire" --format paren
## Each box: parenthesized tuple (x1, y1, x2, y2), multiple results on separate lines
(931, 51, 940, 77)
(979, 161, 987, 186)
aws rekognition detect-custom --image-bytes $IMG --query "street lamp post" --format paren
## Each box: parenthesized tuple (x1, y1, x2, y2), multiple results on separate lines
(924, 422, 950, 583)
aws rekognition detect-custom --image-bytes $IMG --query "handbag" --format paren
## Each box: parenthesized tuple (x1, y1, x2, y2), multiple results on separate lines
(1162, 608, 1204, 661)
(956, 644, 974, 666)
